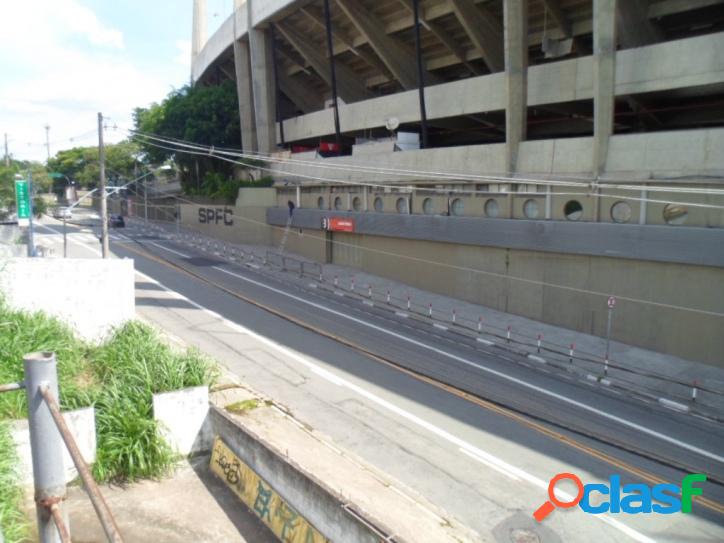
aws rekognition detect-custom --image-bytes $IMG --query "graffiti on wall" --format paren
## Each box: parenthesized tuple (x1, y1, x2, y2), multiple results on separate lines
(210, 437, 330, 543)
(199, 207, 234, 225)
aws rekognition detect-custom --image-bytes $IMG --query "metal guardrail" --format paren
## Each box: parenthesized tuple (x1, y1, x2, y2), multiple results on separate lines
(1, 352, 123, 543)
(137, 220, 724, 413)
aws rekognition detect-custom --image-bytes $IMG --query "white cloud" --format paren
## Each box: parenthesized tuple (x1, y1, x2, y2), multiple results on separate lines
(0, 0, 184, 162)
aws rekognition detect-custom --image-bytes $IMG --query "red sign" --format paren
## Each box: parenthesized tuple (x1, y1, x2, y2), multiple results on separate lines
(607, 296, 616, 309)
(322, 217, 355, 232)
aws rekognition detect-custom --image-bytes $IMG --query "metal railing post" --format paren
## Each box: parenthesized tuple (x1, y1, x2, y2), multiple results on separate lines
(23, 352, 67, 543)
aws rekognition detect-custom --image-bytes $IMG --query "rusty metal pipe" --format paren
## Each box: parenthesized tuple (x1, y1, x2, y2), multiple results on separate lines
(39, 385, 124, 543)
(49, 504, 72, 543)
(0, 381, 24, 393)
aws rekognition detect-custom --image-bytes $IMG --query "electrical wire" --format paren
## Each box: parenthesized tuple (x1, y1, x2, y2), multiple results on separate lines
(127, 130, 724, 210)
(120, 126, 724, 197)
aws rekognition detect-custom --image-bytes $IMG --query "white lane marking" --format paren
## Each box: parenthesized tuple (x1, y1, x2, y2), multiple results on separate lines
(476, 338, 495, 346)
(151, 242, 190, 259)
(211, 265, 724, 465)
(131, 266, 654, 543)
(395, 312, 409, 318)
(433, 323, 449, 331)
(459, 448, 520, 482)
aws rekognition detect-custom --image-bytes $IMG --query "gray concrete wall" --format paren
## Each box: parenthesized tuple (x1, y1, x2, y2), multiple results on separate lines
(209, 407, 383, 543)
(0, 258, 135, 343)
(328, 231, 723, 366)
(179, 203, 274, 246)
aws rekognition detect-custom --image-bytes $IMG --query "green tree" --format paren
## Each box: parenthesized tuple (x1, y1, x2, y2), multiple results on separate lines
(46, 141, 142, 190)
(134, 81, 245, 195)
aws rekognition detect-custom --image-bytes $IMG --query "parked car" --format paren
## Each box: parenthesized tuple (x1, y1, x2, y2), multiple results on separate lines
(52, 207, 72, 220)
(109, 214, 125, 228)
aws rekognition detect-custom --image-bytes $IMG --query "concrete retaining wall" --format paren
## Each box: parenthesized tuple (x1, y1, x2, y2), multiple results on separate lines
(329, 231, 724, 367)
(11, 407, 96, 486)
(178, 203, 274, 246)
(0, 258, 135, 343)
(208, 408, 381, 543)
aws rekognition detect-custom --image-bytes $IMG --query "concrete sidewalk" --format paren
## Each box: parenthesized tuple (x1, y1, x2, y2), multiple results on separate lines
(44, 457, 277, 543)
(133, 219, 724, 418)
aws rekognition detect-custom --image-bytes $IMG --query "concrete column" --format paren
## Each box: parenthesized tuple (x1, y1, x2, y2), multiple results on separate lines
(592, 0, 617, 177)
(247, 1, 276, 153)
(233, 39, 257, 152)
(191, 0, 207, 69)
(504, 0, 528, 176)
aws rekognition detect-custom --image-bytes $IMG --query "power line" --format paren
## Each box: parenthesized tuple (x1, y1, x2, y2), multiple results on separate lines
(122, 126, 724, 198)
(127, 130, 724, 210)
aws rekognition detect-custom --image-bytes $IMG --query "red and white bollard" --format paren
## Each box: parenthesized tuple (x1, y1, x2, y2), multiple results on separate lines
(692, 381, 698, 402)
(537, 334, 542, 353)
(351, 278, 356, 291)
(478, 317, 483, 333)
(387, 290, 391, 304)
(569, 343, 575, 364)
(407, 295, 411, 310)
(428, 303, 433, 317)
(452, 309, 457, 324)
(506, 325, 511, 343)
(368, 285, 372, 298)
(334, 275, 339, 287)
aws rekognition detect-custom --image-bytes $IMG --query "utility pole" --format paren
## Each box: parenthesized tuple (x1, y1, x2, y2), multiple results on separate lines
(26, 171, 36, 257)
(4, 133, 9, 167)
(98, 113, 109, 258)
(44, 125, 51, 161)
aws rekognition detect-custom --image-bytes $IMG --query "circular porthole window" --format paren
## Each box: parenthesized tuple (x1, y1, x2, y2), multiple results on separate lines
(422, 198, 434, 215)
(663, 204, 688, 225)
(352, 196, 362, 211)
(610, 201, 632, 223)
(564, 200, 583, 221)
(374, 197, 384, 212)
(396, 197, 408, 214)
(317, 196, 325, 209)
(451, 198, 464, 216)
(484, 198, 499, 218)
(523, 199, 539, 219)
(334, 196, 343, 210)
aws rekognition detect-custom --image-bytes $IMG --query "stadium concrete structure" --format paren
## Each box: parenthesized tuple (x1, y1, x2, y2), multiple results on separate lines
(188, 0, 724, 366)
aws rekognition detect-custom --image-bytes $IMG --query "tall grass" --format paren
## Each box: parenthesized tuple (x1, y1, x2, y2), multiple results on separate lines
(0, 422, 28, 543)
(0, 306, 217, 489)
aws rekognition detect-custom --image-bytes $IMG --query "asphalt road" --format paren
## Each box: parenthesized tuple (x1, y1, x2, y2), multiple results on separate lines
(35, 219, 724, 542)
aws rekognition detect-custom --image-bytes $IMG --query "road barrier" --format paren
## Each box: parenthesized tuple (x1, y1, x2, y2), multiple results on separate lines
(1, 352, 123, 543)
(134, 219, 724, 416)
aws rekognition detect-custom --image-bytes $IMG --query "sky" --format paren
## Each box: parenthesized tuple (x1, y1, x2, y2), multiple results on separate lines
(0, 0, 234, 163)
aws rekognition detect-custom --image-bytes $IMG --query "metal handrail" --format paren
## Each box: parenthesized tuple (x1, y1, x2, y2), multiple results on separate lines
(2, 353, 124, 543)
(39, 386, 123, 542)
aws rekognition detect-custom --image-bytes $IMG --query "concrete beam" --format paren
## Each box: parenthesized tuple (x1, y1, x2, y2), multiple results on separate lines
(276, 20, 373, 103)
(450, 0, 504, 73)
(504, 0, 528, 174)
(334, 0, 441, 89)
(592, 0, 617, 176)
(278, 72, 323, 114)
(233, 39, 257, 152)
(542, 0, 572, 37)
(191, 0, 208, 75)
(248, 2, 277, 153)
(300, 6, 393, 79)
(616, 0, 664, 48)
(396, 0, 482, 76)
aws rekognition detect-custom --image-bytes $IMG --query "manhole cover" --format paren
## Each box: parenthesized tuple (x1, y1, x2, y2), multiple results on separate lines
(510, 529, 541, 543)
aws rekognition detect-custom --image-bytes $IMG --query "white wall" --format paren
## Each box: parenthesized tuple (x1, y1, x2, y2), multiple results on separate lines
(0, 258, 135, 343)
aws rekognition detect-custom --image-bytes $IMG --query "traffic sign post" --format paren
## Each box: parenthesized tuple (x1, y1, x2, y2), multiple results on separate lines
(604, 296, 616, 372)
(15, 174, 35, 256)
(15, 178, 30, 226)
